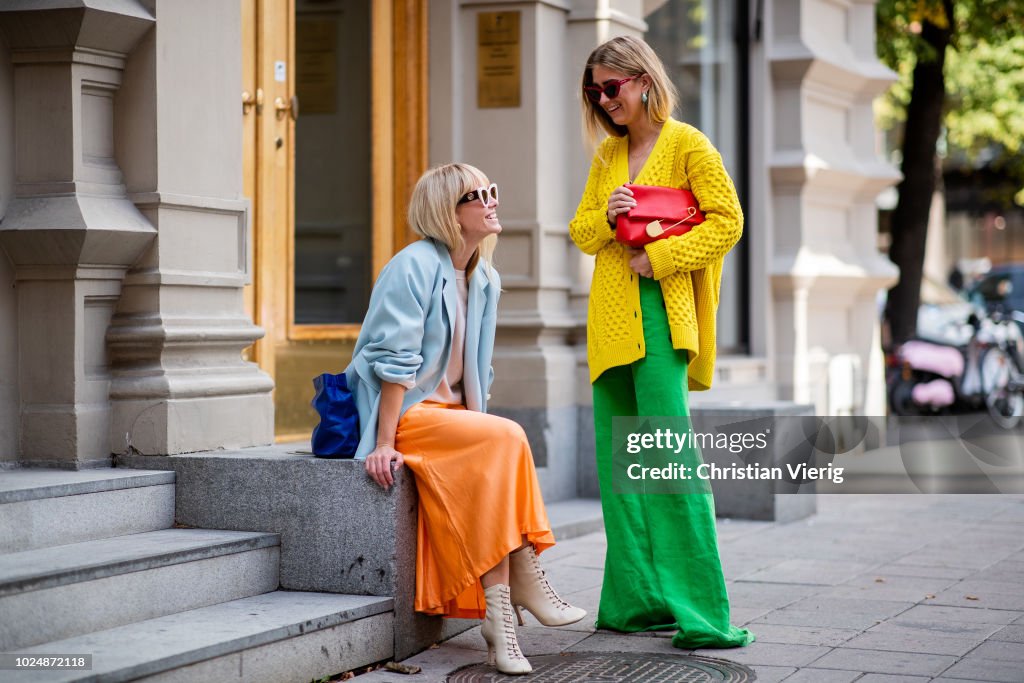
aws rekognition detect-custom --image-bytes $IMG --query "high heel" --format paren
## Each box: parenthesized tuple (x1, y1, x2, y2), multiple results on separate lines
(510, 545, 587, 627)
(481, 583, 532, 675)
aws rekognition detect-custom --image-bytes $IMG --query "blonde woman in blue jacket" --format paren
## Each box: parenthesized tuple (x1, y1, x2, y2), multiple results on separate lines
(344, 163, 585, 675)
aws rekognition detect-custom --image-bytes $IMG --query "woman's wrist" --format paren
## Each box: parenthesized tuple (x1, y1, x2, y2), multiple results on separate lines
(375, 441, 394, 449)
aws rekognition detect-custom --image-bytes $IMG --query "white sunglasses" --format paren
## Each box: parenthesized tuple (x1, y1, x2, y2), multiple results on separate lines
(457, 183, 499, 208)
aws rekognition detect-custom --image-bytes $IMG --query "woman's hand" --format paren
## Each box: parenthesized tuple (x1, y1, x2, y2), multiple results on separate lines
(607, 185, 636, 226)
(365, 444, 405, 490)
(627, 247, 654, 278)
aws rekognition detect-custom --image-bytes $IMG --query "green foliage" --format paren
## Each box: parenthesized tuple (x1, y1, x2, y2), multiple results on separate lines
(876, 0, 1024, 205)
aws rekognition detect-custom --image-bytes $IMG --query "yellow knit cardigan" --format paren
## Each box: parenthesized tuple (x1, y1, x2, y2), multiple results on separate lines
(569, 118, 743, 390)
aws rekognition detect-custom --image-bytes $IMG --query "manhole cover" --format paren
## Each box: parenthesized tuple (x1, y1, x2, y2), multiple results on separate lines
(446, 651, 756, 682)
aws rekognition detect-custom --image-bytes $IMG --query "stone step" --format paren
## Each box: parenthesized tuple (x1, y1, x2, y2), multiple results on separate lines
(3, 591, 395, 683)
(0, 528, 280, 651)
(0, 468, 175, 553)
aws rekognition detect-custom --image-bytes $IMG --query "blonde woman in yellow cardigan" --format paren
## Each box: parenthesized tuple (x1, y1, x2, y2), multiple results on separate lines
(570, 36, 754, 650)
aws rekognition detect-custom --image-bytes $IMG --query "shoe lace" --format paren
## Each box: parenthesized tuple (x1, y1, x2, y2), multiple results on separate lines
(500, 586, 526, 659)
(528, 550, 572, 610)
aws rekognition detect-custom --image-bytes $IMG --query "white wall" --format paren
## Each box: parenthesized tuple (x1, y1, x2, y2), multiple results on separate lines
(0, 30, 18, 463)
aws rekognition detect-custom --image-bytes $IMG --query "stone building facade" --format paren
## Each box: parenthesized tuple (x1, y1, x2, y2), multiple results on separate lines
(0, 0, 898, 501)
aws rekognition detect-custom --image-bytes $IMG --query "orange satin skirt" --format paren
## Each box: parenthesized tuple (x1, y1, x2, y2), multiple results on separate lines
(395, 401, 556, 619)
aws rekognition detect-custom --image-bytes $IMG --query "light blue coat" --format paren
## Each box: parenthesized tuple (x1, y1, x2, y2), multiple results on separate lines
(344, 238, 500, 460)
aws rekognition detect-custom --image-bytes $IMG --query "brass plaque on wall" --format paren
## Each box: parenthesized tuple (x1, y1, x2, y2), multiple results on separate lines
(297, 18, 337, 115)
(477, 11, 520, 109)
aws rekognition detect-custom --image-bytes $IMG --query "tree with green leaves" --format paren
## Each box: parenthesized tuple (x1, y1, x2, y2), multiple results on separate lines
(876, 0, 1024, 346)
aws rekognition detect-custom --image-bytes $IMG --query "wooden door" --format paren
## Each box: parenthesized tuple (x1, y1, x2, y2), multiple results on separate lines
(242, 0, 427, 440)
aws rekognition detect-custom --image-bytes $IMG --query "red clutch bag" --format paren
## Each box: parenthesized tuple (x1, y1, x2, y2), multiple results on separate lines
(615, 184, 705, 248)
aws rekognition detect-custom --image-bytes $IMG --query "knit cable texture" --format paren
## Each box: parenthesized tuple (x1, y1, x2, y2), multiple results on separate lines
(569, 118, 743, 389)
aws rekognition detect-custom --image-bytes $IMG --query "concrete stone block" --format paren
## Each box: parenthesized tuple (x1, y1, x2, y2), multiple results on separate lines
(891, 604, 1023, 626)
(118, 450, 444, 659)
(936, 656, 1024, 682)
(141, 614, 393, 683)
(742, 558, 877, 586)
(841, 630, 980, 656)
(691, 402, 818, 521)
(690, 641, 830, 668)
(0, 529, 280, 650)
(809, 648, 957, 677)
(781, 669, 862, 683)
(2, 546, 279, 651)
(991, 624, 1024, 643)
(740, 623, 859, 647)
(3, 592, 393, 683)
(748, 665, 799, 682)
(967, 639, 1024, 662)
(0, 484, 174, 553)
(751, 609, 887, 631)
(725, 580, 824, 610)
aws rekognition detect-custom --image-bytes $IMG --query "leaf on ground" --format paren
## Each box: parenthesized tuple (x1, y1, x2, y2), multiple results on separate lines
(384, 662, 422, 675)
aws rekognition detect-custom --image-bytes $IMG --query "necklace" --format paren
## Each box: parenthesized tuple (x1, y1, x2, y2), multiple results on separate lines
(629, 136, 656, 159)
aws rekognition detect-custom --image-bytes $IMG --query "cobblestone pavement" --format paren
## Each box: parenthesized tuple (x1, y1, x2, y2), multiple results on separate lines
(357, 494, 1024, 682)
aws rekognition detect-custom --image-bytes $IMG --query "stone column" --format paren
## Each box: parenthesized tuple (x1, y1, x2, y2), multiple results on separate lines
(106, 0, 274, 456)
(761, 0, 900, 414)
(0, 1, 156, 468)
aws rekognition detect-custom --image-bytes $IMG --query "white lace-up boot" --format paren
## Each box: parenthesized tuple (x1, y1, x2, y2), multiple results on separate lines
(481, 583, 532, 675)
(509, 545, 587, 627)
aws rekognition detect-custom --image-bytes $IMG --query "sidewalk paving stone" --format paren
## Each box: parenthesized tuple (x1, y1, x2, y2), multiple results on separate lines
(839, 630, 981, 656)
(781, 596, 916, 619)
(725, 580, 825, 610)
(748, 664, 797, 682)
(854, 675, 931, 683)
(780, 667, 862, 683)
(741, 558, 878, 585)
(807, 648, 956, 677)
(864, 563, 977, 580)
(690, 641, 830, 668)
(751, 608, 888, 631)
(540, 562, 604, 593)
(719, 552, 792, 580)
(865, 619, 1002, 640)
(990, 624, 1024, 642)
(935, 656, 1024, 682)
(730, 605, 773, 624)
(966, 639, 1024, 661)
(821, 577, 959, 603)
(742, 623, 861, 647)
(888, 604, 1023, 625)
(443, 624, 591, 656)
(973, 560, 1024, 583)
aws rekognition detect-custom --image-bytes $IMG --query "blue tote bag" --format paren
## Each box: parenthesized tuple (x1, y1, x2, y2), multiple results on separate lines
(310, 373, 360, 458)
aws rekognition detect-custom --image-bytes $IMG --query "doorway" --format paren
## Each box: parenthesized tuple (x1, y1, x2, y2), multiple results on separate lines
(241, 0, 427, 439)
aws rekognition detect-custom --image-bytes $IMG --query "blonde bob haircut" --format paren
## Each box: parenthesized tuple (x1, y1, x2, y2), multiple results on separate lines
(580, 36, 678, 147)
(407, 162, 497, 274)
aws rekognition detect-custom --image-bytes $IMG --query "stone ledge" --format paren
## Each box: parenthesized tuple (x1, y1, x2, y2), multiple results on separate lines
(117, 448, 437, 660)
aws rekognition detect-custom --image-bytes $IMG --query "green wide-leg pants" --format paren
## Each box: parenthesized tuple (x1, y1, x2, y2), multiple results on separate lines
(592, 276, 755, 649)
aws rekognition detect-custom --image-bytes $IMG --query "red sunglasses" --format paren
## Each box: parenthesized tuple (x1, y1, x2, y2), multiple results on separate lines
(583, 75, 640, 103)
